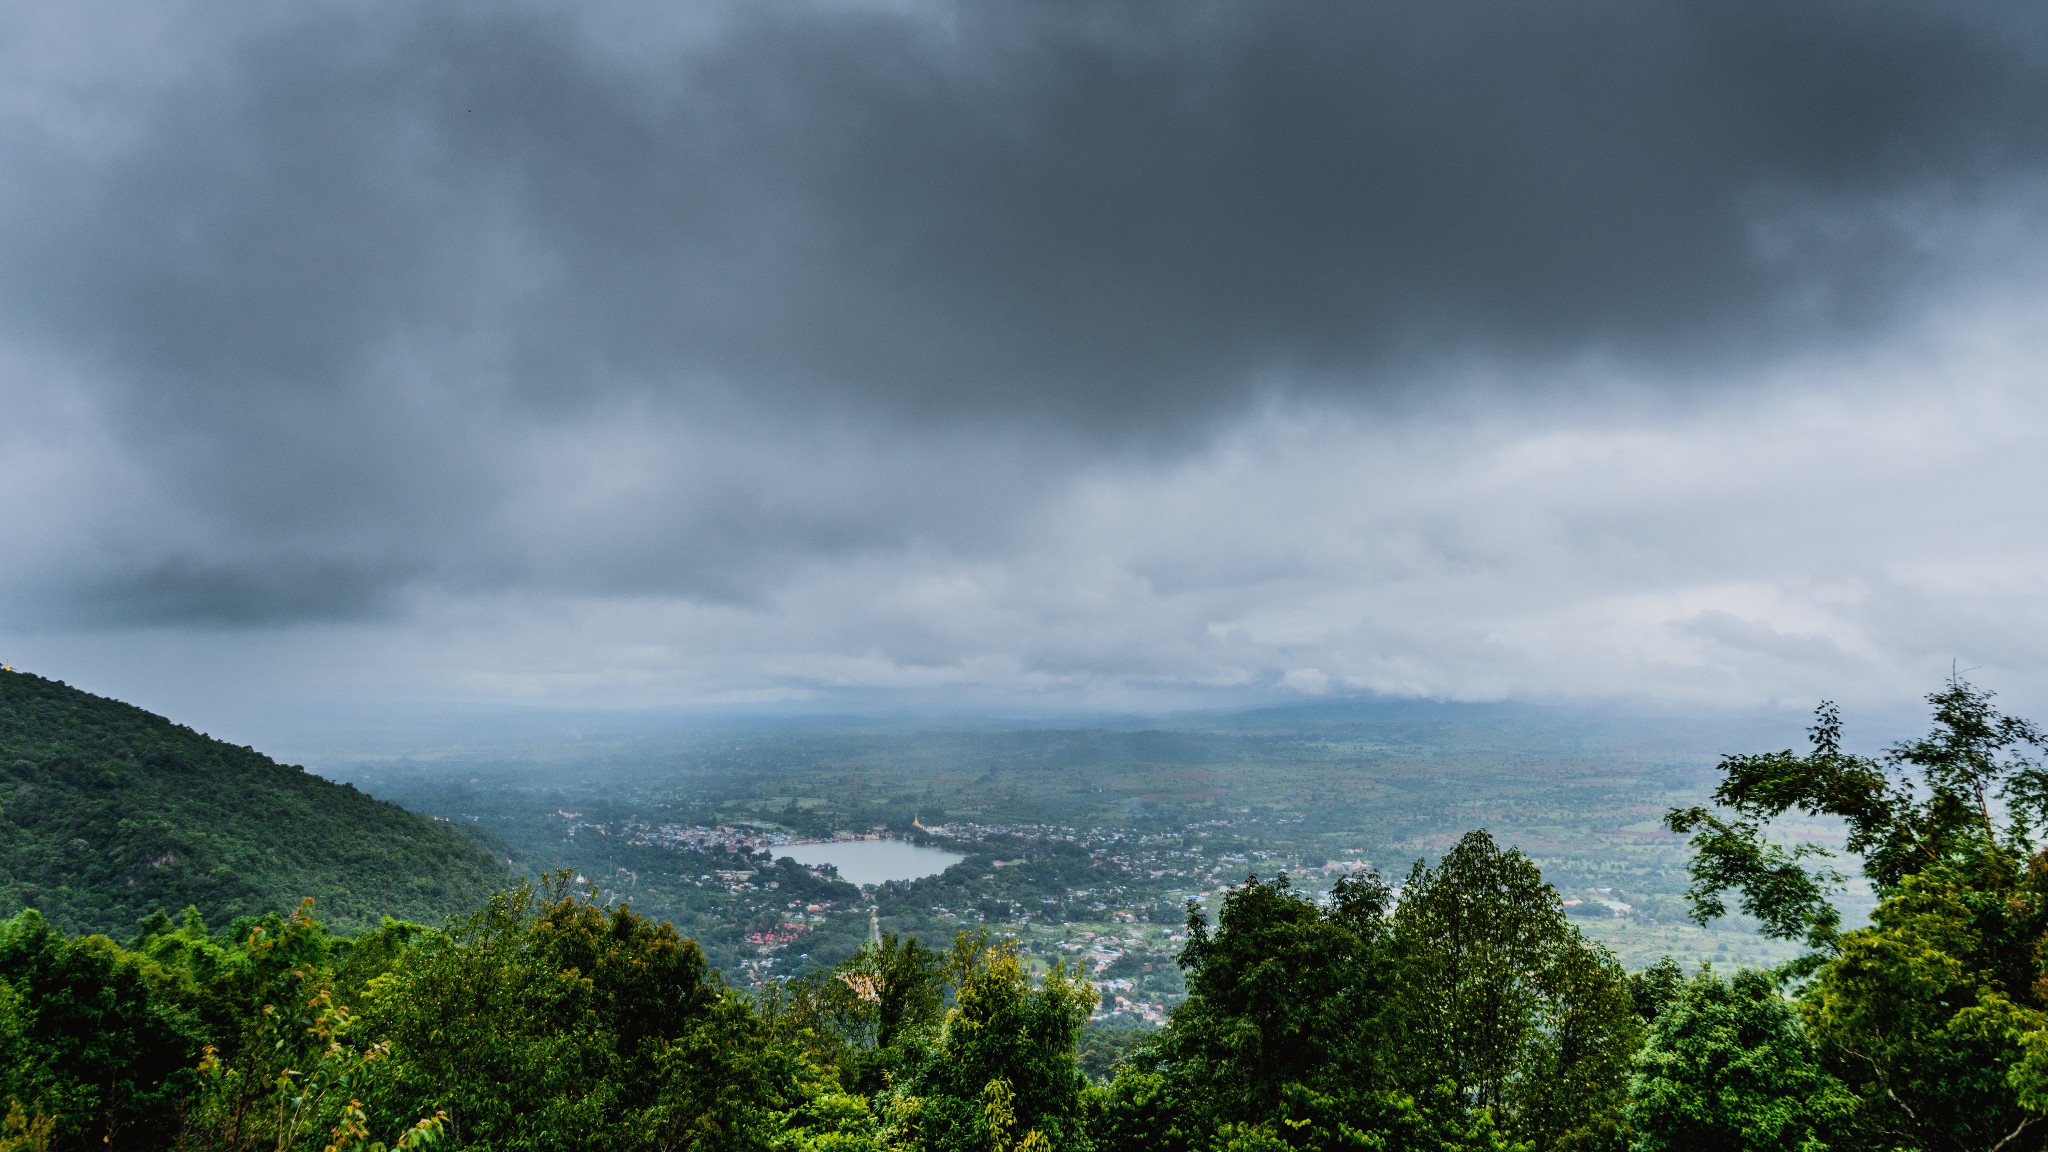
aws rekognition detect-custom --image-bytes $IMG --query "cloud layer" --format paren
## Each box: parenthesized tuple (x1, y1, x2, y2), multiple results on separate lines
(4, 0, 2048, 725)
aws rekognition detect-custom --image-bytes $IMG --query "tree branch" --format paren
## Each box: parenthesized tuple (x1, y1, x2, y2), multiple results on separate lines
(1986, 1114, 2036, 1152)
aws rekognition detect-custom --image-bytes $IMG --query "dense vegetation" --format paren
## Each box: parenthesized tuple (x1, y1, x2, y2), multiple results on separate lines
(0, 671, 507, 936)
(10, 677, 2048, 1150)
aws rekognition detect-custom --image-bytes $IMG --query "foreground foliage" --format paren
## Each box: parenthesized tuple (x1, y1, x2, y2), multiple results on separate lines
(1670, 677, 2048, 1150)
(8, 677, 2048, 1149)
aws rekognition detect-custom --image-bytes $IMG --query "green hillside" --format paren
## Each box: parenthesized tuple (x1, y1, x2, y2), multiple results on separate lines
(0, 669, 506, 937)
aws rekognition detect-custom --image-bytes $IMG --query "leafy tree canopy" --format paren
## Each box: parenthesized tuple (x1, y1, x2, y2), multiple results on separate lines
(1670, 678, 2048, 1151)
(0, 670, 507, 937)
(1669, 678, 2048, 953)
(1623, 966, 1853, 1152)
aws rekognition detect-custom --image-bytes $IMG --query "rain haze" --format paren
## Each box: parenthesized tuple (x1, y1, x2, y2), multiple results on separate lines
(6, 0, 2048, 744)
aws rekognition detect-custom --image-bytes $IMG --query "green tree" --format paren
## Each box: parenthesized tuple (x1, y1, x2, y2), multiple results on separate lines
(913, 932, 1094, 1152)
(1393, 830, 1639, 1150)
(1623, 967, 1851, 1152)
(764, 932, 949, 1102)
(1513, 940, 1642, 1152)
(0, 978, 58, 1151)
(1626, 959, 1684, 1028)
(1668, 679, 2048, 957)
(1799, 872, 2042, 1151)
(364, 874, 790, 1152)
(177, 898, 445, 1152)
(0, 910, 197, 1150)
(1167, 873, 1394, 1122)
(1087, 1070, 1187, 1152)
(1118, 872, 1429, 1151)
(1668, 679, 2048, 1150)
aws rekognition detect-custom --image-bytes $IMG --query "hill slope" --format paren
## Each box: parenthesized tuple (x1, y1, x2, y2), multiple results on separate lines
(0, 669, 507, 937)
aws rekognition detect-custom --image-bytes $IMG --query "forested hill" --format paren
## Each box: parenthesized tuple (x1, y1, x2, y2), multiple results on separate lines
(0, 668, 506, 937)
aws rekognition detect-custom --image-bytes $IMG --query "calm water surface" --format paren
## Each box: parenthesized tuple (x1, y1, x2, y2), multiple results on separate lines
(776, 839, 964, 886)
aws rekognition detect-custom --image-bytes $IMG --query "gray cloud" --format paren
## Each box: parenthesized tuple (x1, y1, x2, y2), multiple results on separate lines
(14, 0, 2048, 424)
(4, 0, 2048, 713)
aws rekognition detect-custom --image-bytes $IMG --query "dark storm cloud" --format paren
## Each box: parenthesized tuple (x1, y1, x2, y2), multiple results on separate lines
(83, 557, 405, 628)
(5, 0, 2048, 629)
(15, 0, 2048, 418)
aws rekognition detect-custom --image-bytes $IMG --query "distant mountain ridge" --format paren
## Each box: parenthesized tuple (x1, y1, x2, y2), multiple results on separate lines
(0, 668, 507, 937)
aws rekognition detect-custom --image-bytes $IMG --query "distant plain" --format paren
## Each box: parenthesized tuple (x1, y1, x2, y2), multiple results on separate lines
(321, 698, 1880, 1018)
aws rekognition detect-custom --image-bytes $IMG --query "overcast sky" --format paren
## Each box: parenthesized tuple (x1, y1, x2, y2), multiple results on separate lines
(5, 0, 2048, 739)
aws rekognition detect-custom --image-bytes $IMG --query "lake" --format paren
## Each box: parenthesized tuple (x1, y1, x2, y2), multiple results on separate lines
(776, 839, 965, 887)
